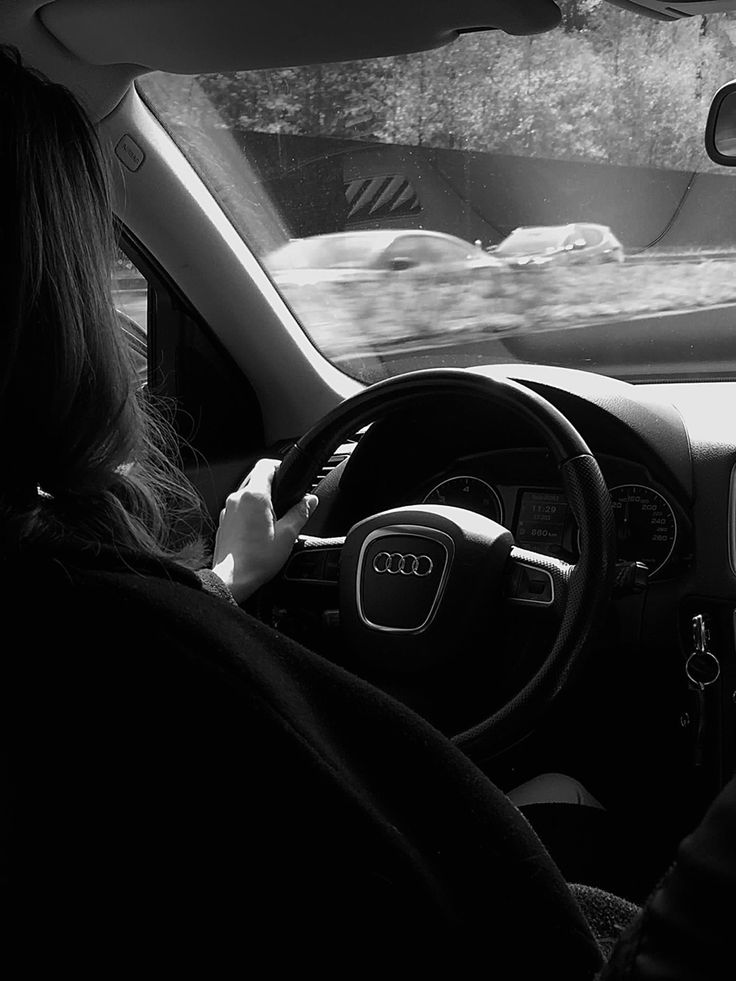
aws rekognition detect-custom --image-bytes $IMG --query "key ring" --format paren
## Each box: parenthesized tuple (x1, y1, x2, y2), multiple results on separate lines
(685, 650, 721, 690)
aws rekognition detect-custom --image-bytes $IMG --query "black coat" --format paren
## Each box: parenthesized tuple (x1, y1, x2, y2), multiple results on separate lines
(600, 768, 736, 981)
(2, 541, 603, 976)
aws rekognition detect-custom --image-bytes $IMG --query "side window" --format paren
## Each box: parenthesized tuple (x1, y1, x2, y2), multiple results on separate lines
(430, 239, 474, 263)
(384, 236, 434, 267)
(113, 249, 148, 388)
(581, 226, 604, 247)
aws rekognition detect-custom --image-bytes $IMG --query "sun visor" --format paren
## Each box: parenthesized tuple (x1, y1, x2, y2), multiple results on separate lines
(39, 0, 562, 73)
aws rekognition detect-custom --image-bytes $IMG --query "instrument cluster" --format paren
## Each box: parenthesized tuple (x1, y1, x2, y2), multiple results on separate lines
(422, 473, 678, 577)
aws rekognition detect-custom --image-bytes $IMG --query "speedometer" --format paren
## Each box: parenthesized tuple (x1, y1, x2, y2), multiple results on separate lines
(423, 476, 503, 523)
(609, 484, 677, 576)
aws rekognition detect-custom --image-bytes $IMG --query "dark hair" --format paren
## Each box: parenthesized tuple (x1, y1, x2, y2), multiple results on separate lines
(0, 46, 208, 565)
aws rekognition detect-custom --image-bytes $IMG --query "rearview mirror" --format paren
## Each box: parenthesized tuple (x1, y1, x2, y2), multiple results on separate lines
(705, 80, 736, 165)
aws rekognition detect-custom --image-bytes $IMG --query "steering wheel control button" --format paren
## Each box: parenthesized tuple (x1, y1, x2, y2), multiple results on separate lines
(507, 562, 554, 606)
(285, 547, 340, 583)
(323, 549, 341, 581)
(358, 528, 453, 632)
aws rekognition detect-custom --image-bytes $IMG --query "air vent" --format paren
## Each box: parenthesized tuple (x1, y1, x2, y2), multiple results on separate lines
(310, 453, 349, 491)
(310, 429, 367, 491)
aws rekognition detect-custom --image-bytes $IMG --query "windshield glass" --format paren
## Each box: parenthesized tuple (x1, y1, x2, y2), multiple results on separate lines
(137, 1, 736, 384)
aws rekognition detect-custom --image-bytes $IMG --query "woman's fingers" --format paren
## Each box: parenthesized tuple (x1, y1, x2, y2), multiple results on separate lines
(237, 457, 280, 494)
(276, 493, 319, 546)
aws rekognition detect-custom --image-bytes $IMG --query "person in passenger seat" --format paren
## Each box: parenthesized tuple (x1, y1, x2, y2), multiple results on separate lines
(2, 43, 731, 979)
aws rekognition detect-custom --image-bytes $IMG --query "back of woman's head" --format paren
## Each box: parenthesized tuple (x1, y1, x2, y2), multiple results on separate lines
(0, 46, 206, 563)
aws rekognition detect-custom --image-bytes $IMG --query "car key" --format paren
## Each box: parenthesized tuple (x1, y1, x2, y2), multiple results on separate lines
(686, 614, 721, 767)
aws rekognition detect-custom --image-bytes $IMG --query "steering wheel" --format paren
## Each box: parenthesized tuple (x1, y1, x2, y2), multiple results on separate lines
(271, 368, 616, 762)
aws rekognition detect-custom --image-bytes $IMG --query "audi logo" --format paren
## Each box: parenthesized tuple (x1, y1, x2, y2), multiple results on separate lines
(372, 551, 434, 577)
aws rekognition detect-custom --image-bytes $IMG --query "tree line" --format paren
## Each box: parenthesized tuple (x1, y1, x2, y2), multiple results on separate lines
(142, 1, 736, 173)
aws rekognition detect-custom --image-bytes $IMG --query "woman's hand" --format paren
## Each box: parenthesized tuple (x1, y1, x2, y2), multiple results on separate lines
(211, 458, 319, 604)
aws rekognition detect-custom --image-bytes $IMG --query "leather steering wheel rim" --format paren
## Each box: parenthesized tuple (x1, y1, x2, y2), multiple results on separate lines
(272, 368, 616, 762)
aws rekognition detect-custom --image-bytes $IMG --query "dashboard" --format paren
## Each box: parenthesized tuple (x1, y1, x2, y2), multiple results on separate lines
(310, 450, 688, 590)
(293, 366, 736, 861)
(312, 366, 699, 586)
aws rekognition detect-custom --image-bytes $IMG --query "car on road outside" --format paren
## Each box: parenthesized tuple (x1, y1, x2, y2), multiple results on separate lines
(263, 229, 505, 287)
(491, 223, 624, 268)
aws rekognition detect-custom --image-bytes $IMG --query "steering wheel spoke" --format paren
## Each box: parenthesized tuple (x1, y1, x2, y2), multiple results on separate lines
(251, 535, 345, 651)
(282, 535, 345, 585)
(505, 545, 572, 616)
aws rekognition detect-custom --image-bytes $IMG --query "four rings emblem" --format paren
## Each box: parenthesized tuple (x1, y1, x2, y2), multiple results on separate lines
(372, 551, 434, 577)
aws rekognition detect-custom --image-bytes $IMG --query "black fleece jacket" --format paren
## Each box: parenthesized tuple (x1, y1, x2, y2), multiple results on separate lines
(2, 542, 603, 976)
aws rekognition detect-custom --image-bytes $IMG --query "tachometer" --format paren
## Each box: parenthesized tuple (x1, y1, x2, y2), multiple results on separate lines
(609, 484, 677, 576)
(423, 476, 503, 523)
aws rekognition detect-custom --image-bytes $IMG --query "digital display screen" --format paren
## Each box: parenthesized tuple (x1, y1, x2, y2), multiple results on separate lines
(515, 490, 570, 554)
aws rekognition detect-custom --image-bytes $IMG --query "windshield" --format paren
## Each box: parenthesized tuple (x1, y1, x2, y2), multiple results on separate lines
(138, 1, 736, 384)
